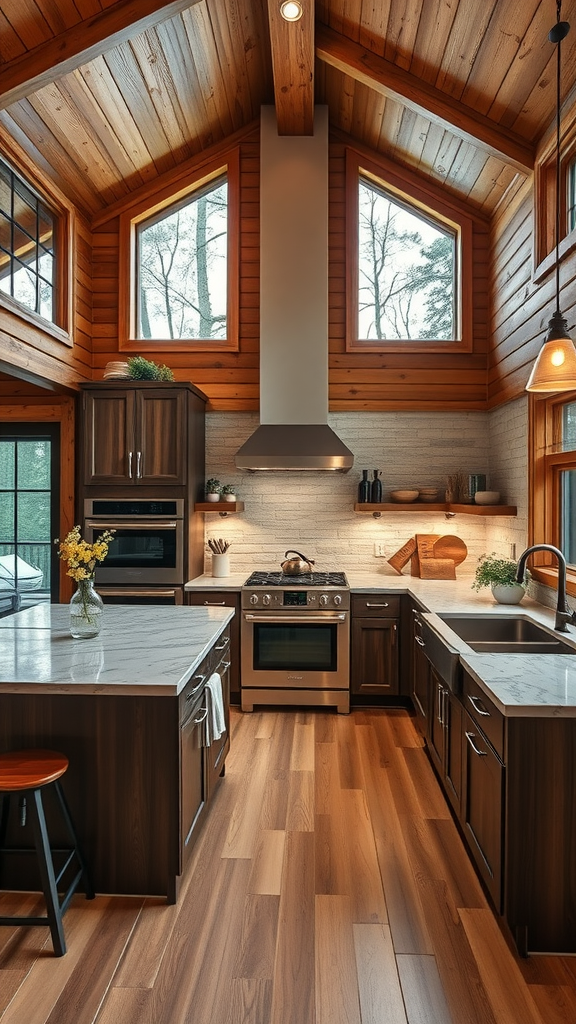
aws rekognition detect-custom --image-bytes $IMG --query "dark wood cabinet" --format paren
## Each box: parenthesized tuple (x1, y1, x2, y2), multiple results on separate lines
(411, 605, 430, 733)
(187, 591, 240, 704)
(350, 594, 399, 701)
(80, 381, 205, 489)
(462, 706, 504, 911)
(427, 668, 464, 818)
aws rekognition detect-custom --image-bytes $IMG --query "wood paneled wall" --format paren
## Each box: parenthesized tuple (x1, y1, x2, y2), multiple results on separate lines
(91, 124, 490, 412)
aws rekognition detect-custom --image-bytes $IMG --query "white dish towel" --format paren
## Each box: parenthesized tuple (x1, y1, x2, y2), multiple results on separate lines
(204, 672, 225, 746)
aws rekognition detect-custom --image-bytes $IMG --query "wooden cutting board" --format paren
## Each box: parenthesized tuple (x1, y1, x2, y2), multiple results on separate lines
(419, 558, 456, 580)
(387, 537, 417, 575)
(433, 535, 468, 566)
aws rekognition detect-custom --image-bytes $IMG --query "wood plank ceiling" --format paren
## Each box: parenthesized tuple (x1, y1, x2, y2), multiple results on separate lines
(0, 0, 575, 221)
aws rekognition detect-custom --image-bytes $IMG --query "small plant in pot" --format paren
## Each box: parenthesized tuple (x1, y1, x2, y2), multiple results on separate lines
(221, 483, 237, 502)
(471, 553, 531, 605)
(205, 478, 221, 502)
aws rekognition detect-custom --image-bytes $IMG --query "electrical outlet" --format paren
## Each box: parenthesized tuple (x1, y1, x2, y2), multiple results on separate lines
(510, 543, 516, 560)
(374, 543, 386, 557)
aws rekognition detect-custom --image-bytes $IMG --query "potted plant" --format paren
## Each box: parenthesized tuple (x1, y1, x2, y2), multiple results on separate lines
(205, 478, 221, 502)
(471, 553, 530, 605)
(221, 483, 237, 502)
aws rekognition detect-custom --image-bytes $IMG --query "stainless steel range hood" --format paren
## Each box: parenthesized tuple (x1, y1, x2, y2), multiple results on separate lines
(235, 107, 354, 472)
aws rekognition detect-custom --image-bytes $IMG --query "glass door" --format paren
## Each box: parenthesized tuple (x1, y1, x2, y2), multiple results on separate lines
(0, 424, 60, 614)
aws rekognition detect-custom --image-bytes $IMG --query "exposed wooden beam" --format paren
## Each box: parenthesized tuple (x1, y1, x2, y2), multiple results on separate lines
(266, 0, 314, 135)
(316, 25, 535, 173)
(0, 0, 203, 110)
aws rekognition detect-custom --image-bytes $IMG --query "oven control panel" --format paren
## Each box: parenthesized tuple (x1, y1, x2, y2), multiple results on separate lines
(243, 589, 350, 610)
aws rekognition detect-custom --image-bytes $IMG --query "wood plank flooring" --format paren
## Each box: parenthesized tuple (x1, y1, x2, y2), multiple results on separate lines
(1, 708, 576, 1024)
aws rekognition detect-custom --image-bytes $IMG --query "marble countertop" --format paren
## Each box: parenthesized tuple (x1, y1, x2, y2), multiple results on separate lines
(185, 571, 576, 718)
(0, 604, 234, 696)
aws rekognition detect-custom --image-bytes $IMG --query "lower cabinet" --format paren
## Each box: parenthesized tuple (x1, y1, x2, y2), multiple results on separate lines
(350, 594, 399, 701)
(411, 605, 430, 733)
(427, 668, 464, 818)
(187, 590, 240, 703)
(461, 707, 504, 911)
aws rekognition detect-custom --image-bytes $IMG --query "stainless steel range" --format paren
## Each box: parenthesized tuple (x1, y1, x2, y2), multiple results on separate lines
(241, 571, 350, 714)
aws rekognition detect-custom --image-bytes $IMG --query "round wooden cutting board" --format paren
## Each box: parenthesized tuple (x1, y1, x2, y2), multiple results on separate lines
(433, 535, 468, 566)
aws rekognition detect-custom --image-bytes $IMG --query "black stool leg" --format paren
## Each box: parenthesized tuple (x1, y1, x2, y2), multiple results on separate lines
(29, 788, 66, 957)
(53, 780, 95, 900)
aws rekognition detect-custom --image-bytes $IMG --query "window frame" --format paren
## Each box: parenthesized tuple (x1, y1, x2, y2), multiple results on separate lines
(345, 148, 473, 354)
(119, 149, 239, 353)
(0, 150, 73, 345)
(529, 390, 576, 596)
(533, 120, 576, 283)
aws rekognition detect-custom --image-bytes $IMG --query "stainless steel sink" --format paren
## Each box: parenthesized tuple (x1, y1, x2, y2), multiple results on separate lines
(439, 614, 576, 654)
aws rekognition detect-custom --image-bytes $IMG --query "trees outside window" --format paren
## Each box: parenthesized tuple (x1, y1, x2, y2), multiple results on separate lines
(357, 177, 456, 343)
(137, 177, 227, 341)
(0, 157, 56, 324)
(530, 393, 576, 594)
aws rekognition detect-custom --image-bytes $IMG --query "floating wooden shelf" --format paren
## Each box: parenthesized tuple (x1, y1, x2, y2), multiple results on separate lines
(354, 502, 517, 517)
(195, 501, 245, 516)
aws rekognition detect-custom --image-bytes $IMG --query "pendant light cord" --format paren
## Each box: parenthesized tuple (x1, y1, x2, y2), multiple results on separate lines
(555, 0, 562, 316)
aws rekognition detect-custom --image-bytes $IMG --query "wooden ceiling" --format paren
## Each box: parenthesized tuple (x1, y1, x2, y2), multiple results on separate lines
(0, 0, 575, 220)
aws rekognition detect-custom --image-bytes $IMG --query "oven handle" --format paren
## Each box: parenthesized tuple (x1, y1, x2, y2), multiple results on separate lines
(97, 588, 180, 597)
(86, 519, 179, 529)
(243, 613, 347, 623)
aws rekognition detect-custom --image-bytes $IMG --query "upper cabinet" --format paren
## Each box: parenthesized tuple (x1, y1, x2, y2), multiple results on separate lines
(80, 382, 206, 488)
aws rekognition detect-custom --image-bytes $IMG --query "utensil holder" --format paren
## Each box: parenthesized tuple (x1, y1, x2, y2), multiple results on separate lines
(212, 553, 230, 577)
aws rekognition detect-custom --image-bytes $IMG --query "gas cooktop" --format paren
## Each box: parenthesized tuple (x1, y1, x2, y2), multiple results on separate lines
(244, 571, 348, 588)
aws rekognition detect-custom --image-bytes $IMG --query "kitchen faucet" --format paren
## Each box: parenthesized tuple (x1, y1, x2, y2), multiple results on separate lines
(515, 544, 576, 632)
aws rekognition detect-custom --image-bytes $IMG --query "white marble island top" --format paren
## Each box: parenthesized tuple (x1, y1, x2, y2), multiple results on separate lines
(0, 604, 234, 696)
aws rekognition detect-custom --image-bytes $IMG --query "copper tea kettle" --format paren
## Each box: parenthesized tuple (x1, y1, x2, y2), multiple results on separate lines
(280, 550, 315, 575)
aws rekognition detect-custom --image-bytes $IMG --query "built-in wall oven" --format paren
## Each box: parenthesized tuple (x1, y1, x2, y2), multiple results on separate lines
(241, 571, 350, 714)
(84, 498, 185, 602)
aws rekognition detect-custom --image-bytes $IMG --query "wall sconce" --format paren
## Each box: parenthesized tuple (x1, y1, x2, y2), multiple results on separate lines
(280, 1, 303, 21)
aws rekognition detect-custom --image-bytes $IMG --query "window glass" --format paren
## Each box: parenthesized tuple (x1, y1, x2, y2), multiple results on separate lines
(568, 159, 576, 235)
(137, 177, 228, 341)
(560, 469, 576, 567)
(357, 177, 456, 342)
(561, 401, 576, 450)
(0, 156, 57, 324)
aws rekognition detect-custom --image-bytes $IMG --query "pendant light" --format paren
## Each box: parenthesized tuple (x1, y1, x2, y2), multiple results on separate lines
(526, 1, 576, 391)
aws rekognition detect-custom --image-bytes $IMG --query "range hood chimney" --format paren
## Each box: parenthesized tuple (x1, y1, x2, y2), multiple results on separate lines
(235, 107, 354, 472)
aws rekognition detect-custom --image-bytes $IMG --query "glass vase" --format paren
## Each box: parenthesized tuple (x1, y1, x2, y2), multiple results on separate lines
(69, 578, 104, 638)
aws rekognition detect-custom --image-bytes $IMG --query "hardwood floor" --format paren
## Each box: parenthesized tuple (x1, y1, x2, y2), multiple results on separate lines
(1, 708, 576, 1023)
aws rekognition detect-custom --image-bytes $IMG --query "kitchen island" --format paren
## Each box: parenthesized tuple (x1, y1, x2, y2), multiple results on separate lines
(0, 604, 234, 901)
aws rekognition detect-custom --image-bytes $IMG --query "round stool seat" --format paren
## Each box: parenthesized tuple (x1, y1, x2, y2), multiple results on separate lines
(0, 750, 69, 792)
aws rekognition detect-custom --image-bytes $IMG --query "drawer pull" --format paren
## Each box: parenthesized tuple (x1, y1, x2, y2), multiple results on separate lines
(215, 636, 230, 651)
(465, 731, 487, 757)
(221, 660, 231, 671)
(467, 694, 490, 717)
(185, 674, 206, 701)
(204, 601, 226, 606)
(193, 708, 208, 726)
(414, 635, 425, 647)
(365, 602, 389, 608)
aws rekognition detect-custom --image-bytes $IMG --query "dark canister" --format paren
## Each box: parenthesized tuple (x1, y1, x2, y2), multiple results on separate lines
(371, 470, 382, 503)
(358, 469, 370, 503)
(468, 474, 487, 501)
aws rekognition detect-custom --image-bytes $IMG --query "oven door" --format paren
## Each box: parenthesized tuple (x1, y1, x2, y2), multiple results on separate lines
(86, 518, 184, 585)
(241, 611, 349, 690)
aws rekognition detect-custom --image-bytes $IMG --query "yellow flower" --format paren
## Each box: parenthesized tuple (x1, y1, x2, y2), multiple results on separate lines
(55, 526, 115, 580)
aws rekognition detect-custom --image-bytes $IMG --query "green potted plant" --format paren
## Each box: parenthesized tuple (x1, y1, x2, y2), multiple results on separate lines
(221, 483, 237, 502)
(205, 478, 221, 502)
(472, 553, 530, 605)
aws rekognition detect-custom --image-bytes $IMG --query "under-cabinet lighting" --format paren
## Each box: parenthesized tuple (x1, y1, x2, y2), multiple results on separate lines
(280, 1, 303, 21)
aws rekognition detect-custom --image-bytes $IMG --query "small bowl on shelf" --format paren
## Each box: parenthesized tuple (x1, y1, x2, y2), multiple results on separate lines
(474, 490, 501, 505)
(390, 489, 420, 503)
(418, 487, 439, 503)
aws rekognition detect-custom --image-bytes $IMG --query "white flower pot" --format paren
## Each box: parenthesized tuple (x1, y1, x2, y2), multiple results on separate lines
(223, 493, 236, 502)
(206, 493, 220, 502)
(491, 583, 526, 605)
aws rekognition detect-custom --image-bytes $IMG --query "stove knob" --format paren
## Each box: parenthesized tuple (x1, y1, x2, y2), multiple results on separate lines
(249, 594, 259, 605)
(333, 594, 342, 606)
(319, 594, 329, 606)
(262, 593, 271, 606)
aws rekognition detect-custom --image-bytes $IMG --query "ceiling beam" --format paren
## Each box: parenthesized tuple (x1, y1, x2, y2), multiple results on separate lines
(266, 0, 314, 135)
(0, 0, 203, 110)
(316, 25, 535, 173)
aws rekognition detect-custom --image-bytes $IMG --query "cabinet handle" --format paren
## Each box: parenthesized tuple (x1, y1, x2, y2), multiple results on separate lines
(136, 451, 142, 478)
(204, 601, 226, 606)
(128, 451, 133, 478)
(414, 635, 425, 647)
(185, 674, 206, 701)
(193, 707, 208, 725)
(221, 660, 231, 670)
(467, 694, 490, 717)
(366, 602, 389, 608)
(215, 636, 230, 650)
(465, 731, 487, 757)
(391, 622, 397, 646)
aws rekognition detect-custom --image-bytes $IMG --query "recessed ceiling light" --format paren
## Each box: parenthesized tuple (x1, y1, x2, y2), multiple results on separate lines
(280, 1, 303, 22)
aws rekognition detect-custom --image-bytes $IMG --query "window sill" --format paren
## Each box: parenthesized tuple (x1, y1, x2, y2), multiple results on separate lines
(530, 566, 576, 599)
(0, 293, 71, 347)
(533, 228, 576, 286)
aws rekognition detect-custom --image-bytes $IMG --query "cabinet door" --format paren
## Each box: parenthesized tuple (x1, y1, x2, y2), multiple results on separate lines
(444, 691, 463, 816)
(205, 655, 231, 798)
(82, 389, 135, 485)
(462, 710, 504, 910)
(411, 614, 430, 733)
(180, 695, 208, 875)
(427, 670, 445, 774)
(136, 389, 187, 485)
(350, 616, 399, 697)
(187, 592, 240, 703)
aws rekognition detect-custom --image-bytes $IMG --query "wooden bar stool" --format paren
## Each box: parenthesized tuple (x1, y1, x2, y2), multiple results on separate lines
(0, 749, 95, 956)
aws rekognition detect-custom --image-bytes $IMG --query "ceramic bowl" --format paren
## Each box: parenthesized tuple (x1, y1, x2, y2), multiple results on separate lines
(390, 489, 419, 503)
(418, 488, 439, 502)
(474, 490, 501, 505)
